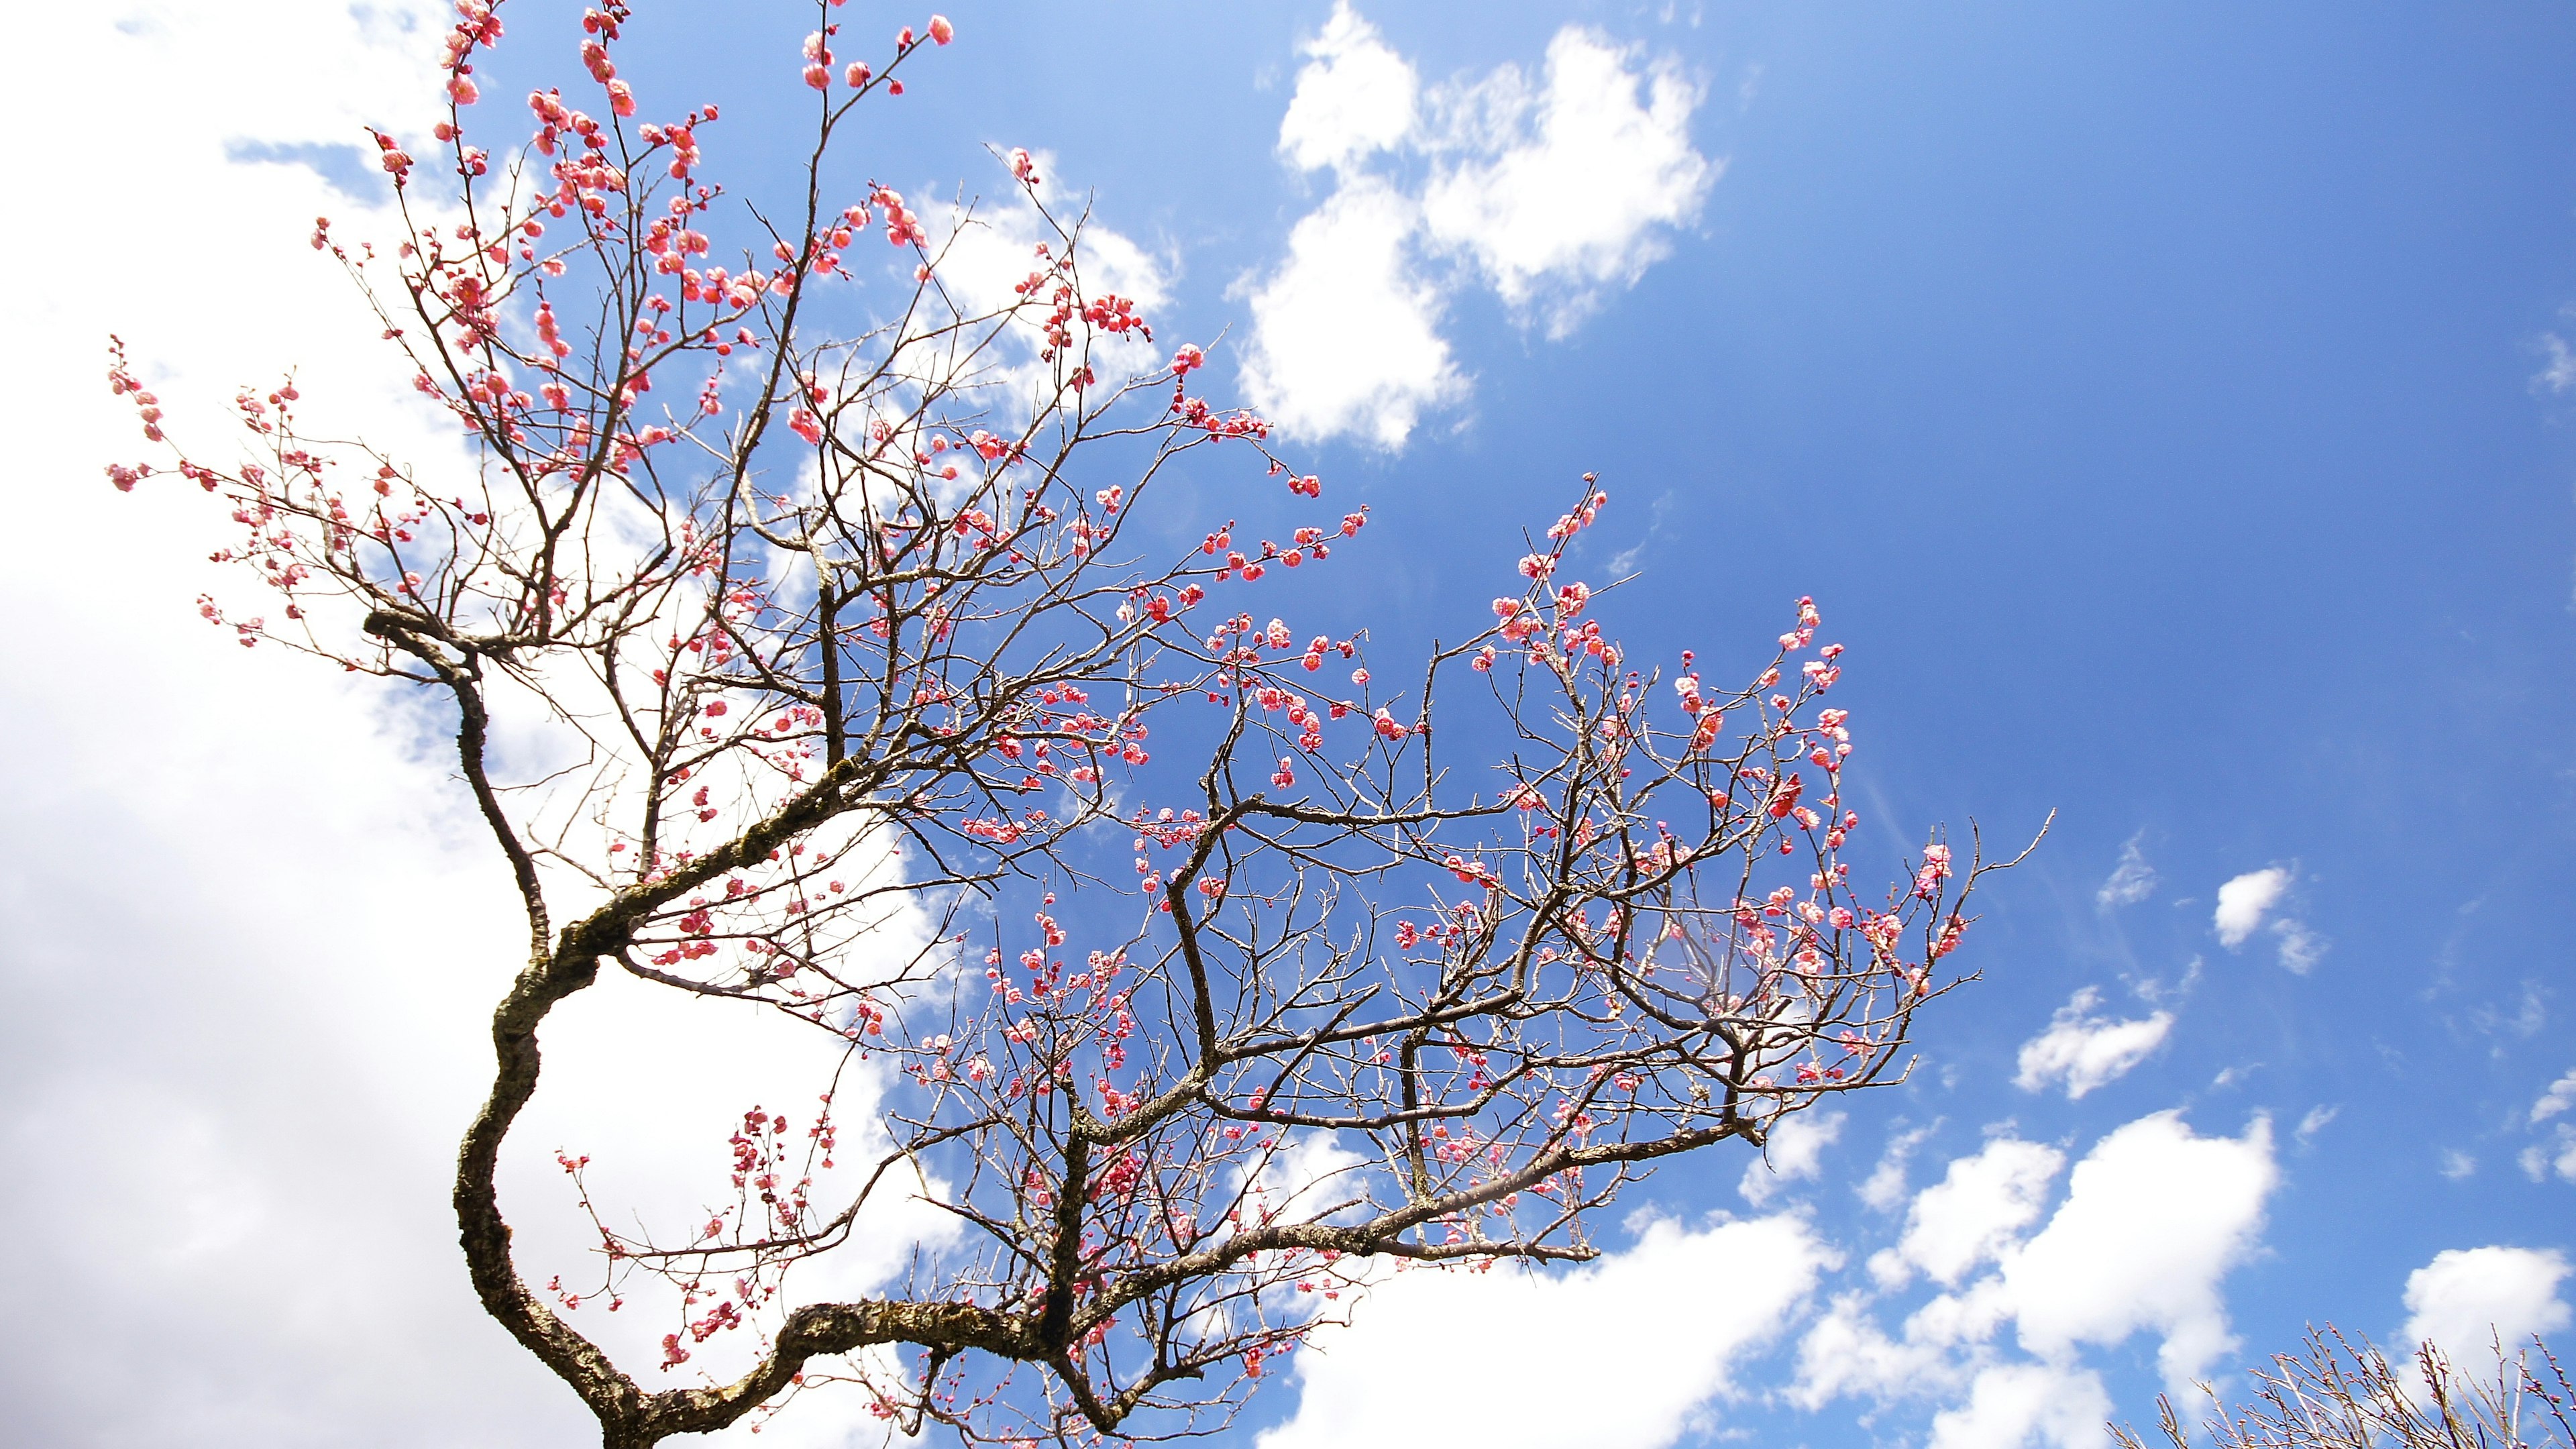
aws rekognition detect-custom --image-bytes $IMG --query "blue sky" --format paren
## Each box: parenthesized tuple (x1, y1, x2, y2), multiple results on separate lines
(9, 3, 2576, 1446)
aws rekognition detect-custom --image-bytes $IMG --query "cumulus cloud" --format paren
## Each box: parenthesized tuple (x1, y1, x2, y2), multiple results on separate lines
(2402, 1246, 2572, 1360)
(1241, 5, 1715, 444)
(2096, 834, 2157, 908)
(1236, 178, 1462, 447)
(1234, 1130, 1375, 1230)
(1257, 1214, 1833, 1449)
(2212, 867, 2326, 972)
(926, 174, 1173, 420)
(934, 174, 1169, 318)
(1417, 28, 1714, 332)
(2013, 988, 2174, 1100)
(1926, 1362, 2113, 1449)
(1792, 1293, 1963, 1407)
(1875, 1136, 2064, 1288)
(2004, 1112, 2276, 1390)
(1277, 3, 1417, 174)
(1805, 1110, 2277, 1435)
(1741, 1109, 1845, 1205)
(1, 7, 994, 1444)
(2212, 868, 2290, 947)
(0, 5, 588, 1444)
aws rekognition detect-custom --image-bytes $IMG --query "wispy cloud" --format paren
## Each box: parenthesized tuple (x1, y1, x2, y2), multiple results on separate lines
(2096, 833, 2157, 908)
(1858, 1120, 1938, 1212)
(2272, 919, 2327, 973)
(2538, 311, 2576, 394)
(2294, 1104, 2338, 1147)
(2470, 981, 2549, 1045)
(1604, 489, 1678, 576)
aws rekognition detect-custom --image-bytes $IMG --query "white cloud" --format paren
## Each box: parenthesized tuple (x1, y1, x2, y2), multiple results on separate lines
(2013, 988, 2174, 1100)
(1801, 1110, 2279, 1430)
(1859, 1121, 1937, 1212)
(1418, 28, 1715, 333)
(934, 168, 1171, 320)
(1, 7, 993, 1444)
(1791, 1291, 1968, 1408)
(2532, 1068, 2576, 1126)
(2439, 1148, 2478, 1180)
(2272, 918, 2328, 974)
(2402, 1246, 2572, 1361)
(2294, 1104, 2339, 1146)
(1876, 1136, 2064, 1288)
(2131, 955, 2202, 1009)
(2528, 1073, 2576, 1184)
(2473, 981, 2548, 1042)
(2212, 868, 2290, 947)
(1238, 1130, 1375, 1228)
(2540, 330, 2576, 394)
(2003, 1112, 2275, 1391)
(1277, 2, 1417, 174)
(1257, 1214, 1833, 1449)
(2523, 1126, 2576, 1184)
(1241, 9, 1714, 443)
(0, 5, 586, 1443)
(1741, 1109, 1845, 1205)
(926, 178, 1173, 422)
(1236, 178, 1462, 447)
(1926, 1362, 2112, 1449)
(1603, 488, 1679, 576)
(2096, 835, 2157, 908)
(2212, 867, 2325, 971)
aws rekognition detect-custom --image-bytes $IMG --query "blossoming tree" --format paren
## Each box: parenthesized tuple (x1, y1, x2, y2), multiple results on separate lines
(105, 3, 2027, 1444)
